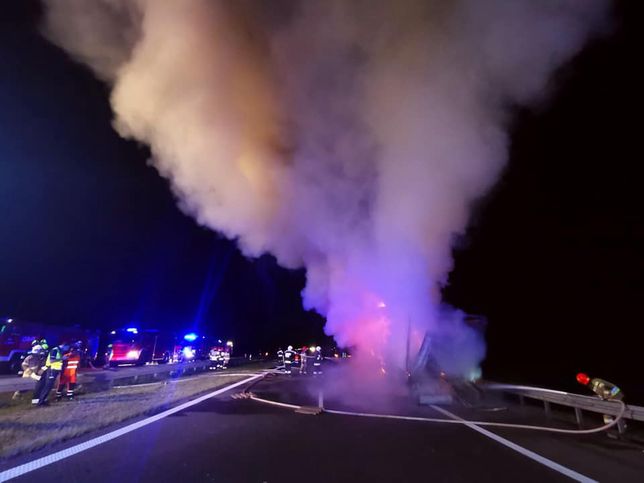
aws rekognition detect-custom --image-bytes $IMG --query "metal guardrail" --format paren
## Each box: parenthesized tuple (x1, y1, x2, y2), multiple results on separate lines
(485, 383, 644, 433)
(0, 359, 246, 394)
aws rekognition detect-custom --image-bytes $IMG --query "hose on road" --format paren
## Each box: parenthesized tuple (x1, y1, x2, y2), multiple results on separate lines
(248, 389, 627, 435)
(324, 400, 626, 435)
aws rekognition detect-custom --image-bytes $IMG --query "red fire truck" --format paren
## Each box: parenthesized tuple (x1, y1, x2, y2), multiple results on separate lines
(105, 328, 177, 366)
(0, 318, 100, 373)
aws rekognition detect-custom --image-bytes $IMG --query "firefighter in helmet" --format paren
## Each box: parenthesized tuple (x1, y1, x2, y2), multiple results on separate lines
(213, 347, 219, 371)
(313, 346, 323, 375)
(576, 373, 623, 401)
(576, 372, 624, 431)
(299, 347, 308, 375)
(284, 346, 296, 374)
(13, 344, 46, 400)
(57, 341, 81, 400)
(34, 342, 69, 406)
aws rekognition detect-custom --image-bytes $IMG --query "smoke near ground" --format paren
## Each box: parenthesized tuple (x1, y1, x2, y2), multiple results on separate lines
(42, 0, 609, 376)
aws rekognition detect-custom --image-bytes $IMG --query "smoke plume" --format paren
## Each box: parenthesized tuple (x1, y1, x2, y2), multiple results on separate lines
(42, 0, 609, 376)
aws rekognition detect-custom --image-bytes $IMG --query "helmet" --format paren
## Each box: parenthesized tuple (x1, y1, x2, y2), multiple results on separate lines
(576, 372, 590, 385)
(316, 346, 321, 352)
(31, 344, 42, 354)
(287, 345, 293, 351)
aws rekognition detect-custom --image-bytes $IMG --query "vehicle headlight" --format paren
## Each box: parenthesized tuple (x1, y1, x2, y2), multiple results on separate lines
(182, 347, 195, 359)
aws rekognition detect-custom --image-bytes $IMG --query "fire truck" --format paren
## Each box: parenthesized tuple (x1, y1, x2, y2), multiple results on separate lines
(173, 334, 232, 364)
(206, 339, 232, 369)
(0, 318, 100, 373)
(105, 328, 177, 366)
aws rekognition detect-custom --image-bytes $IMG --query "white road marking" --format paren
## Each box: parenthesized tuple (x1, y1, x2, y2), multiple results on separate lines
(0, 374, 263, 482)
(430, 405, 597, 483)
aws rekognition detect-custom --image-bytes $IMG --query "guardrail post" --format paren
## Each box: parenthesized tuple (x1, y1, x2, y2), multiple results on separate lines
(574, 407, 583, 428)
(617, 419, 626, 435)
(544, 401, 551, 418)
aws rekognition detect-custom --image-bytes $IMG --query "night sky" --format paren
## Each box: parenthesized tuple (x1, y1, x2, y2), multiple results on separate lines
(1, 2, 641, 398)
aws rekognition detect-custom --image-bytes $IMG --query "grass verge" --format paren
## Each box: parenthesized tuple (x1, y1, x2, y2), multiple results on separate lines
(0, 372, 255, 461)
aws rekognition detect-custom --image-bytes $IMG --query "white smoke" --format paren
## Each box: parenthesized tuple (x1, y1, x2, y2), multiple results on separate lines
(42, 0, 609, 376)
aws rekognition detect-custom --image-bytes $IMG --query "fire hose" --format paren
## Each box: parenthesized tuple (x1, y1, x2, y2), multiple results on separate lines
(248, 392, 627, 435)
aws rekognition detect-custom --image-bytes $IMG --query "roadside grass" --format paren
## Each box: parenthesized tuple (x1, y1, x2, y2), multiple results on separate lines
(0, 370, 257, 460)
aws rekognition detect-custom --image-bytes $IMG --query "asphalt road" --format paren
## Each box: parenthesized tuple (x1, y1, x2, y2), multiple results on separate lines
(1, 372, 643, 482)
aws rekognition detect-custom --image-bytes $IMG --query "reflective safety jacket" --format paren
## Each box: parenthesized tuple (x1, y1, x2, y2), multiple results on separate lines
(60, 352, 80, 384)
(284, 349, 296, 362)
(589, 378, 623, 400)
(314, 351, 323, 364)
(45, 346, 64, 371)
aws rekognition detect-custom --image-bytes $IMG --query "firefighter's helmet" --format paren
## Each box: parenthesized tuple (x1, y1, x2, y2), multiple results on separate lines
(576, 372, 590, 385)
(287, 345, 293, 351)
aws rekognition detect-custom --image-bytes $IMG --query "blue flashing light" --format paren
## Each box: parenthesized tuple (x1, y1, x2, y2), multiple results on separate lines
(126, 328, 138, 334)
(184, 332, 198, 342)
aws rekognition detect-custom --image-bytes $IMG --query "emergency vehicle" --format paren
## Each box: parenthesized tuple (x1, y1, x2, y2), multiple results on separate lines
(105, 328, 177, 366)
(177, 334, 233, 363)
(207, 341, 232, 366)
(0, 318, 99, 373)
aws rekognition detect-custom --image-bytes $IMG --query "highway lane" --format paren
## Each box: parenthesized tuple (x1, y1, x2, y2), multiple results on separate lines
(2, 373, 627, 483)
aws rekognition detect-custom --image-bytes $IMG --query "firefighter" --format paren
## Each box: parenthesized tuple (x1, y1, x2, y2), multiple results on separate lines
(57, 342, 81, 400)
(215, 350, 225, 370)
(284, 346, 295, 374)
(277, 347, 285, 367)
(209, 348, 219, 370)
(576, 372, 624, 431)
(34, 343, 69, 406)
(576, 373, 623, 401)
(313, 346, 323, 375)
(13, 345, 46, 400)
(30, 341, 49, 405)
(299, 347, 308, 375)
